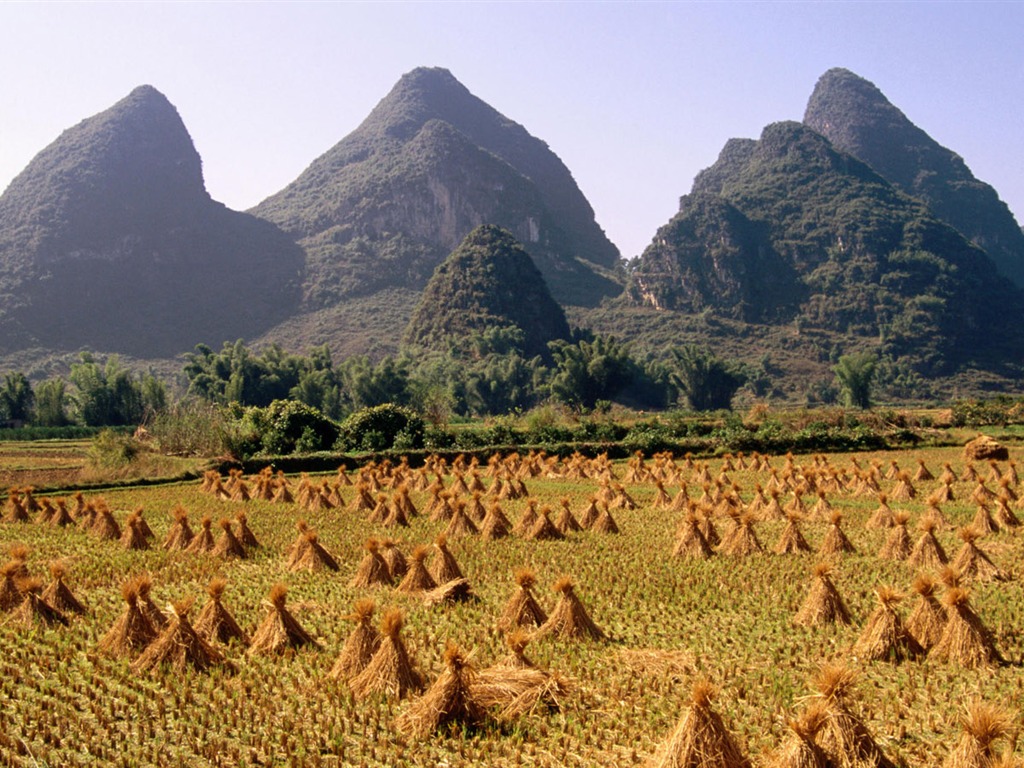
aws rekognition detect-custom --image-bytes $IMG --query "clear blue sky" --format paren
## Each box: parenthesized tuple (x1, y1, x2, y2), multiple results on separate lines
(1, 2, 1021, 260)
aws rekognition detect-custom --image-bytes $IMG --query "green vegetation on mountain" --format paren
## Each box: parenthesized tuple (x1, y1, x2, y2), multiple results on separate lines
(626, 120, 1024, 379)
(0, 85, 304, 357)
(252, 67, 621, 309)
(805, 67, 1024, 287)
(403, 225, 571, 359)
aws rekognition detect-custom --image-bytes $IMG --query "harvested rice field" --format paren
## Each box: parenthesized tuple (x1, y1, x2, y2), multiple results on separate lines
(1, 445, 1021, 767)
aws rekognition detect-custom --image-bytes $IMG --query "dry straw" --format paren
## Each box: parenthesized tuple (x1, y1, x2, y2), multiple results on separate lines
(14, 578, 68, 628)
(185, 517, 215, 554)
(649, 679, 752, 768)
(428, 535, 463, 584)
(851, 586, 923, 662)
(163, 507, 194, 551)
(193, 578, 248, 647)
(329, 599, 380, 681)
(878, 512, 911, 561)
(397, 644, 487, 737)
(42, 562, 87, 616)
(212, 519, 246, 559)
(943, 701, 1016, 768)
(99, 578, 157, 657)
(794, 564, 852, 627)
(248, 584, 320, 655)
(396, 545, 436, 593)
(818, 513, 856, 556)
(765, 700, 829, 768)
(349, 539, 393, 588)
(931, 587, 1004, 669)
(951, 528, 1004, 583)
(534, 576, 605, 641)
(905, 573, 947, 651)
(810, 664, 896, 768)
(132, 598, 229, 674)
(907, 517, 948, 570)
(774, 513, 812, 555)
(497, 568, 548, 632)
(349, 608, 423, 701)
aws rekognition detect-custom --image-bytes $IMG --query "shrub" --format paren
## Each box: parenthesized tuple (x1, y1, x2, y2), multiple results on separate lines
(239, 400, 341, 456)
(87, 429, 139, 468)
(339, 404, 425, 452)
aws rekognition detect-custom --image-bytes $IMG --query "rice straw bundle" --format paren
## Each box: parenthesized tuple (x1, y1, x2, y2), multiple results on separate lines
(1, 561, 25, 612)
(818, 513, 856, 556)
(765, 700, 829, 768)
(397, 644, 487, 736)
(423, 577, 474, 606)
(534, 576, 605, 641)
(774, 513, 812, 555)
(497, 568, 547, 632)
(42, 562, 87, 616)
(942, 701, 1015, 768)
(193, 578, 248, 646)
(649, 679, 752, 768)
(91, 506, 122, 541)
(329, 598, 380, 681)
(905, 573, 946, 651)
(951, 528, 1005, 582)
(397, 545, 437, 593)
(428, 535, 463, 584)
(132, 599, 229, 674)
(99, 578, 157, 657)
(13, 578, 68, 628)
(185, 517, 216, 554)
(851, 586, 923, 662)
(120, 512, 149, 551)
(443, 500, 479, 538)
(932, 588, 1003, 668)
(349, 608, 423, 700)
(674, 511, 714, 559)
(163, 507, 194, 551)
(235, 511, 259, 548)
(248, 584, 320, 655)
(480, 501, 511, 540)
(878, 512, 911, 561)
(810, 664, 896, 768)
(349, 539, 393, 588)
(866, 494, 894, 529)
(794, 563, 852, 627)
(526, 506, 564, 541)
(379, 540, 407, 579)
(908, 517, 948, 570)
(592, 503, 620, 534)
(288, 530, 340, 572)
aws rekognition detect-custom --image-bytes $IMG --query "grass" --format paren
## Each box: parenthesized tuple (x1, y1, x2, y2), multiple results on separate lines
(0, 444, 1021, 766)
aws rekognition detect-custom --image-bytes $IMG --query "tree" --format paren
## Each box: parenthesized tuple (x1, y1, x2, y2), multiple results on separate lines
(547, 335, 635, 411)
(833, 352, 877, 409)
(0, 372, 34, 424)
(34, 379, 70, 427)
(69, 353, 166, 426)
(669, 346, 746, 412)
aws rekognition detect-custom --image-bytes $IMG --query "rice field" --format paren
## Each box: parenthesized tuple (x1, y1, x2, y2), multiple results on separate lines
(1, 444, 1021, 767)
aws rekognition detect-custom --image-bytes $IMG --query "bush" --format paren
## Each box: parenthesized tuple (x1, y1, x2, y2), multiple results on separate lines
(238, 400, 341, 456)
(87, 429, 139, 468)
(147, 399, 234, 457)
(339, 404, 425, 452)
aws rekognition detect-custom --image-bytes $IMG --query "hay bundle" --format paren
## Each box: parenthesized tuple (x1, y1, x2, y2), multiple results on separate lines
(943, 701, 1015, 768)
(964, 435, 1008, 462)
(554, 498, 582, 535)
(397, 644, 487, 736)
(428, 535, 463, 584)
(992, 497, 1020, 529)
(649, 679, 752, 768)
(866, 494, 894, 529)
(513, 499, 539, 536)
(235, 511, 259, 548)
(135, 575, 167, 630)
(932, 588, 1004, 668)
(383, 498, 410, 528)
(193, 578, 247, 646)
(163, 507, 194, 551)
(765, 701, 829, 768)
(970, 505, 998, 536)
(132, 599, 229, 673)
(535, 576, 605, 641)
(851, 586, 923, 662)
(774, 513, 812, 555)
(423, 577, 475, 606)
(91, 506, 122, 541)
(0, 561, 25, 611)
(818, 513, 856, 556)
(794, 564, 851, 627)
(443, 500, 479, 538)
(878, 512, 911, 561)
(13, 578, 68, 627)
(811, 664, 896, 768)
(497, 568, 547, 632)
(526, 506, 564, 541)
(3, 490, 28, 523)
(349, 539, 393, 588)
(397, 545, 437, 593)
(905, 574, 946, 651)
(480, 501, 510, 540)
(913, 459, 934, 482)
(578, 497, 601, 529)
(349, 608, 423, 700)
(185, 516, 216, 554)
(908, 517, 948, 570)
(473, 635, 573, 719)
(674, 511, 714, 559)
(248, 584, 320, 655)
(120, 512, 149, 551)
(288, 530, 340, 572)
(42, 562, 87, 616)
(99, 578, 157, 657)
(380, 540, 407, 580)
(890, 470, 916, 501)
(718, 514, 763, 557)
(592, 503, 620, 534)
(329, 599, 380, 681)
(951, 528, 1005, 582)
(49, 500, 73, 527)
(32, 498, 53, 525)
(929, 482, 956, 505)
(367, 494, 389, 524)
(809, 491, 833, 521)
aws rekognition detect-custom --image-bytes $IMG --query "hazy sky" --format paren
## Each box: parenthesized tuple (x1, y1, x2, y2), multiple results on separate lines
(1, 2, 1021, 260)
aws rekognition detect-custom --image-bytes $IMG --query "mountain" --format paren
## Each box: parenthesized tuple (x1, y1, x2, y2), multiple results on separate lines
(626, 120, 1024, 376)
(0, 86, 304, 358)
(804, 67, 1024, 287)
(251, 67, 621, 309)
(403, 225, 571, 358)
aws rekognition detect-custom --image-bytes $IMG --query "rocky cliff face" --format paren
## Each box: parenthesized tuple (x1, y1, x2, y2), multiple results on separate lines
(252, 67, 621, 308)
(0, 86, 304, 357)
(626, 119, 1024, 375)
(804, 67, 1024, 287)
(403, 225, 571, 359)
